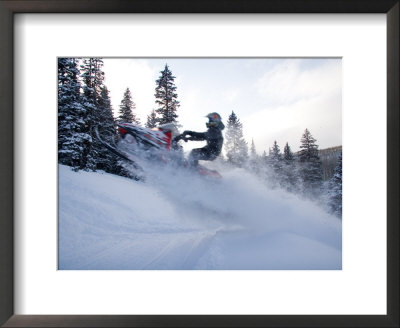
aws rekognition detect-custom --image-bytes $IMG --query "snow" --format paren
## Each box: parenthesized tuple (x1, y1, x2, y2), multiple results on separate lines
(59, 163, 342, 270)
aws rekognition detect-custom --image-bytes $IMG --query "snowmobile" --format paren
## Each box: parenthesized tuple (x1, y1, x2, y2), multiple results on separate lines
(94, 122, 222, 179)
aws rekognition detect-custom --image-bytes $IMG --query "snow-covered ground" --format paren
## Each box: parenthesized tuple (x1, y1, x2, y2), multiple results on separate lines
(58, 163, 342, 270)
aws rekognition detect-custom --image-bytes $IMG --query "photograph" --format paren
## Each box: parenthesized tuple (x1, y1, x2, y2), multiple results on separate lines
(1, 0, 397, 324)
(58, 57, 343, 270)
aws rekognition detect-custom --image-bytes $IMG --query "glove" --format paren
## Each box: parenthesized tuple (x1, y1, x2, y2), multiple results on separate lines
(173, 134, 183, 142)
(181, 131, 193, 142)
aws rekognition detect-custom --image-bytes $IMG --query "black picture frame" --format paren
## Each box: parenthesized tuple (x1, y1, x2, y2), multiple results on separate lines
(0, 0, 398, 327)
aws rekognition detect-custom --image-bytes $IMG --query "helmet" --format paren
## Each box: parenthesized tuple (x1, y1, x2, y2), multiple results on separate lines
(205, 112, 222, 128)
(206, 112, 222, 122)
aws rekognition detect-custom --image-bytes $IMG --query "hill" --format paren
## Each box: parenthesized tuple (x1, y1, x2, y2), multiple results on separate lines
(58, 163, 342, 270)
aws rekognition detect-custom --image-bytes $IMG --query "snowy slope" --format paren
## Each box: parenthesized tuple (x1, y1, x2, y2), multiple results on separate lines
(59, 164, 342, 270)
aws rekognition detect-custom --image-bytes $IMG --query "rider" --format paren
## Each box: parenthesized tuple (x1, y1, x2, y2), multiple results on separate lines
(180, 112, 225, 167)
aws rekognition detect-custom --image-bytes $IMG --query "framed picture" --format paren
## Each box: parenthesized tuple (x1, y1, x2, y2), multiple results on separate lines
(1, 1, 398, 327)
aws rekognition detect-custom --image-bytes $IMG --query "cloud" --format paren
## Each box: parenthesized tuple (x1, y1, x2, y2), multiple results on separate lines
(241, 60, 342, 152)
(243, 90, 342, 153)
(255, 60, 341, 107)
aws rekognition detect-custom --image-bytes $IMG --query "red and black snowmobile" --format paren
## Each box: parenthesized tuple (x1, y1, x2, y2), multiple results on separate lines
(95, 122, 222, 179)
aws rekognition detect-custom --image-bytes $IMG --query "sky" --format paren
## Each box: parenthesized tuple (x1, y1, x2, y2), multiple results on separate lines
(102, 58, 342, 154)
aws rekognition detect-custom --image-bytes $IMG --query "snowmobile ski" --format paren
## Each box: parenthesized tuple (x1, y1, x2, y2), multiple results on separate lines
(94, 126, 142, 171)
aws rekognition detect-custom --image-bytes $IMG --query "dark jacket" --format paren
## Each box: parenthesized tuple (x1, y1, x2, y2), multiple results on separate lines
(186, 122, 225, 156)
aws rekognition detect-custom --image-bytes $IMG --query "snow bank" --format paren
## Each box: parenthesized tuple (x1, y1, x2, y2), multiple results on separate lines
(58, 164, 341, 270)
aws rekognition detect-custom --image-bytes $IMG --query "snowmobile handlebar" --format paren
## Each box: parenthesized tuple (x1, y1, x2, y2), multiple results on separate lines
(174, 134, 196, 143)
(183, 136, 196, 142)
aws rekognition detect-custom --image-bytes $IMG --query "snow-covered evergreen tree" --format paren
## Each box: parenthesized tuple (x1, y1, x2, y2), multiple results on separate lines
(298, 129, 323, 195)
(298, 129, 319, 161)
(97, 86, 115, 139)
(262, 150, 268, 162)
(269, 141, 283, 173)
(118, 88, 140, 125)
(248, 139, 259, 172)
(282, 142, 299, 192)
(95, 86, 122, 173)
(264, 140, 284, 188)
(283, 142, 294, 161)
(81, 58, 105, 107)
(80, 58, 106, 170)
(250, 139, 257, 160)
(145, 109, 158, 128)
(328, 152, 342, 217)
(154, 64, 180, 124)
(224, 111, 248, 167)
(58, 58, 91, 170)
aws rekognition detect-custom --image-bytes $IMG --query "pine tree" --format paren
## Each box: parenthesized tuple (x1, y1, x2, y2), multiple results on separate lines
(258, 150, 268, 173)
(328, 153, 342, 217)
(58, 58, 91, 170)
(298, 128, 323, 195)
(262, 150, 268, 162)
(282, 142, 299, 192)
(270, 141, 283, 174)
(80, 58, 106, 170)
(250, 139, 257, 160)
(154, 64, 180, 124)
(95, 86, 121, 173)
(298, 129, 319, 161)
(98, 86, 141, 180)
(248, 139, 260, 173)
(265, 141, 284, 187)
(145, 109, 158, 128)
(81, 58, 105, 107)
(269, 141, 282, 170)
(118, 88, 140, 125)
(97, 86, 115, 139)
(283, 142, 294, 161)
(224, 111, 248, 167)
